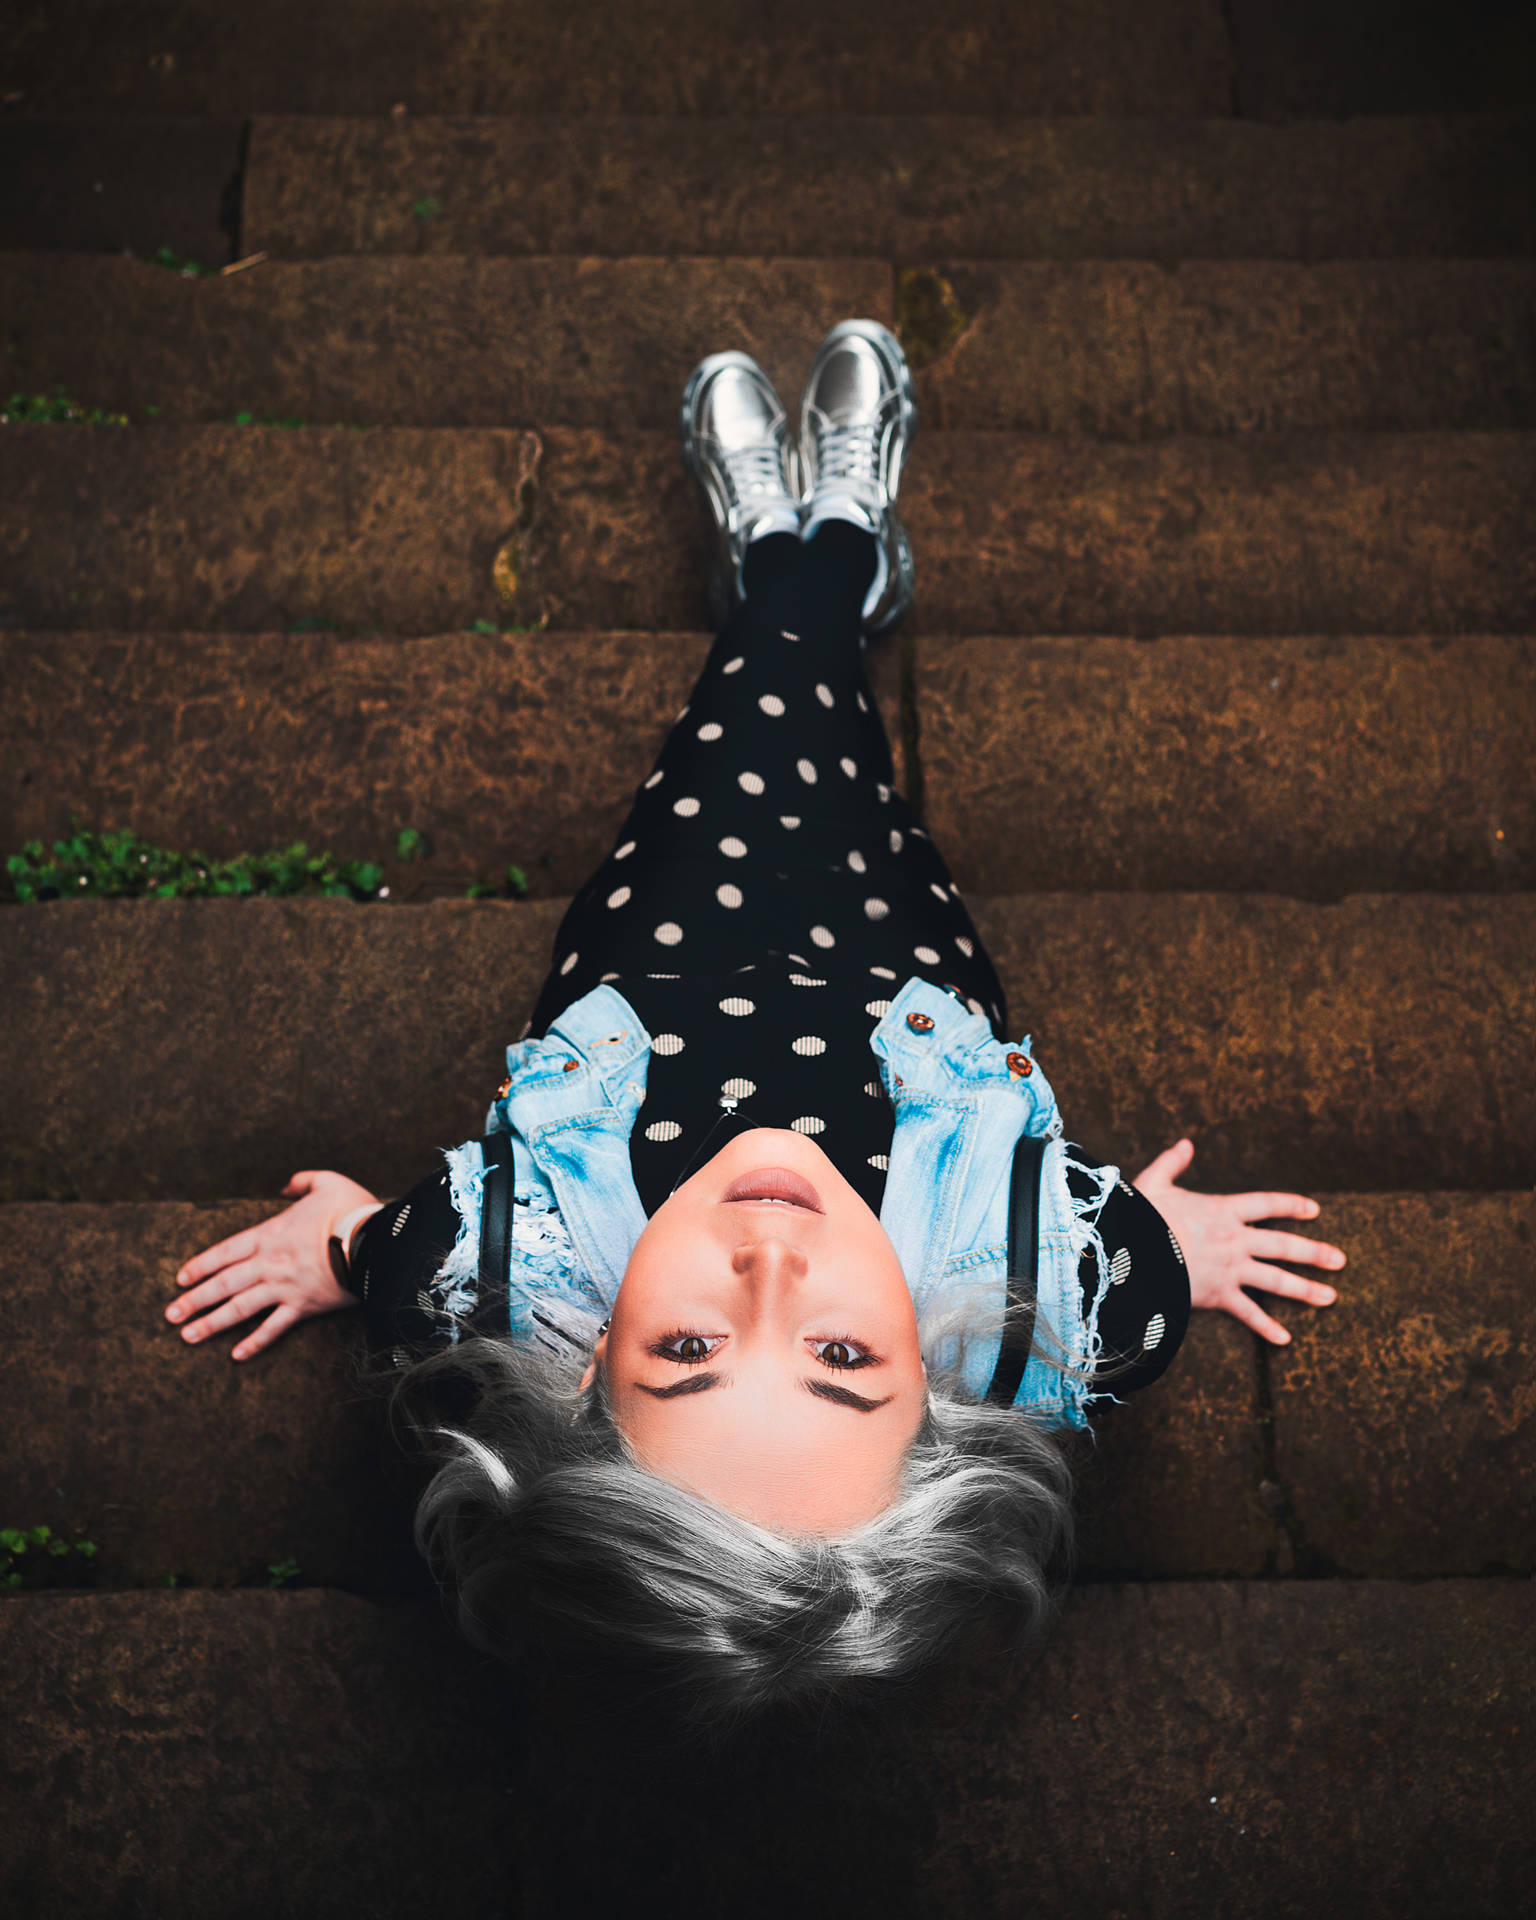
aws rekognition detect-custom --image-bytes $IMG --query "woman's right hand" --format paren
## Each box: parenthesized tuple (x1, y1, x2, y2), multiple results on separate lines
(165, 1169, 379, 1362)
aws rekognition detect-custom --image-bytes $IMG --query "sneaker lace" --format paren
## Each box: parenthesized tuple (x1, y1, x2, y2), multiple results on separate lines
(718, 438, 790, 514)
(812, 415, 881, 487)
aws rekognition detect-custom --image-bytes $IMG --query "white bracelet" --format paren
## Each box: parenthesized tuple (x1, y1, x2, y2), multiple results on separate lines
(332, 1202, 382, 1260)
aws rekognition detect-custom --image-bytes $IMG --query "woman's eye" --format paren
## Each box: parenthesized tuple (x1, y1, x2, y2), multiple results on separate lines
(810, 1338, 876, 1370)
(652, 1332, 721, 1365)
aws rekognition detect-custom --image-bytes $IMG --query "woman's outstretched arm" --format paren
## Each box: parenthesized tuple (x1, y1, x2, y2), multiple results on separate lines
(164, 1169, 376, 1361)
(1132, 1138, 1345, 1346)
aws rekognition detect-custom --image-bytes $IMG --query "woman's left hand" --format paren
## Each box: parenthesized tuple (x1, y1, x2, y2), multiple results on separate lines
(1132, 1138, 1345, 1345)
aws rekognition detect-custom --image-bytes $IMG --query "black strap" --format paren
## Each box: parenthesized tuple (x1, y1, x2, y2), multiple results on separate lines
(474, 1129, 514, 1334)
(984, 1133, 1047, 1406)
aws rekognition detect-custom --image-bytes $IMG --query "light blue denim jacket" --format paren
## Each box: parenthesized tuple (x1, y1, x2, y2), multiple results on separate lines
(426, 977, 1120, 1429)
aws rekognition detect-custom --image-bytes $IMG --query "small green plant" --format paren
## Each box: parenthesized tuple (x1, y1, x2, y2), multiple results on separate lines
(412, 195, 442, 222)
(232, 410, 307, 428)
(146, 244, 215, 278)
(465, 861, 529, 901)
(395, 827, 427, 861)
(2, 386, 129, 425)
(287, 616, 338, 633)
(2, 1524, 98, 1591)
(4, 821, 386, 903)
(267, 1557, 301, 1588)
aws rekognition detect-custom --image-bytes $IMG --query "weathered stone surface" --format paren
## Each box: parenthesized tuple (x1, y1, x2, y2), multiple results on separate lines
(905, 260, 1536, 433)
(0, 1200, 1258, 1586)
(906, 1580, 1536, 1920)
(0, 1202, 427, 1593)
(0, 0, 1231, 116)
(0, 252, 892, 429)
(1070, 1312, 1268, 1576)
(0, 1591, 524, 1920)
(13, 1584, 1523, 1918)
(0, 423, 544, 637)
(2, 895, 1528, 1202)
(4, 425, 1531, 636)
(243, 112, 1536, 259)
(915, 634, 1536, 896)
(1230, 0, 1536, 117)
(0, 117, 242, 262)
(1267, 1191, 1536, 1576)
(968, 893, 1534, 1192)
(0, 630, 892, 900)
(0, 897, 563, 1203)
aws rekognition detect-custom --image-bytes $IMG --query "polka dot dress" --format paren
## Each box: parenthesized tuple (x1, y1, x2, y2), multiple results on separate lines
(527, 523, 1006, 1217)
(351, 523, 1188, 1393)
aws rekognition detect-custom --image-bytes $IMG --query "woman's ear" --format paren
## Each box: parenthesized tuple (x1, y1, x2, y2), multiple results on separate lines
(578, 1329, 608, 1393)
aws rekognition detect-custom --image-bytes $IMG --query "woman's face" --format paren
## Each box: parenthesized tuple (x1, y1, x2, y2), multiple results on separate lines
(581, 1127, 927, 1535)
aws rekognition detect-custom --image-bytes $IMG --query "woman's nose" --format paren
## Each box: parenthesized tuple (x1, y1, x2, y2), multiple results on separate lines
(731, 1236, 809, 1288)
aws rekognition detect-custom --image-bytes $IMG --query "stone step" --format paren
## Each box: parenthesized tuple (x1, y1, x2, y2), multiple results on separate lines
(241, 112, 1536, 260)
(2, 895, 1529, 1203)
(0, 630, 902, 903)
(2, 1582, 1530, 1917)
(7, 253, 1534, 436)
(4, 631, 1529, 903)
(0, 253, 892, 431)
(914, 634, 1536, 895)
(0, 0, 1232, 118)
(3, 1192, 1526, 1590)
(4, 425, 1530, 637)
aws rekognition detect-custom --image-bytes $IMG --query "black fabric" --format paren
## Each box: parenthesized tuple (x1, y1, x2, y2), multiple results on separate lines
(985, 1134, 1046, 1406)
(350, 522, 1189, 1397)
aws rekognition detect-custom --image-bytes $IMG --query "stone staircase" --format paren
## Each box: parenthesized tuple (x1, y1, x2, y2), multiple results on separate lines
(1, 3, 1532, 1914)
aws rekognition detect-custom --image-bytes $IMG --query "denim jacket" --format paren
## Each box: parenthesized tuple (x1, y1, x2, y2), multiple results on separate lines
(426, 978, 1119, 1429)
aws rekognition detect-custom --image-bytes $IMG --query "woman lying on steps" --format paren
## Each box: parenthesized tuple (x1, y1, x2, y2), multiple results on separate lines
(167, 321, 1346, 1725)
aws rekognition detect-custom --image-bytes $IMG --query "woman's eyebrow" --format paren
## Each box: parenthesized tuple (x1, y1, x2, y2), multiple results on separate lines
(803, 1379, 894, 1413)
(634, 1373, 723, 1399)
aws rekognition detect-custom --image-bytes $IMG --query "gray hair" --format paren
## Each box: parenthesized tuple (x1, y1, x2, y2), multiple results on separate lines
(349, 1285, 1078, 1732)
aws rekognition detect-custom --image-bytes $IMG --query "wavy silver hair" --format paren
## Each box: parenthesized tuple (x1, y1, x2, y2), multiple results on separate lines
(349, 1283, 1080, 1733)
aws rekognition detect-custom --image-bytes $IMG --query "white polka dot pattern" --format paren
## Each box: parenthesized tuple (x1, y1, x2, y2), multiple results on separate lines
(1110, 1247, 1133, 1286)
(857, 692, 869, 713)
(645, 1120, 682, 1142)
(810, 925, 835, 948)
(780, 815, 801, 830)
(915, 945, 940, 964)
(869, 966, 897, 980)
(673, 796, 700, 817)
(791, 1036, 827, 1055)
(758, 693, 786, 717)
(559, 950, 579, 975)
(930, 882, 948, 902)
(723, 656, 744, 674)
(721, 1077, 756, 1099)
(789, 974, 827, 987)
(888, 830, 903, 854)
(719, 996, 755, 1016)
(697, 721, 724, 742)
(865, 1080, 883, 1098)
(644, 770, 664, 789)
(868, 1154, 889, 1171)
(739, 771, 765, 795)
(614, 840, 635, 860)
(1143, 1313, 1166, 1351)
(840, 757, 858, 778)
(796, 757, 818, 784)
(719, 835, 747, 858)
(791, 1116, 826, 1135)
(848, 850, 867, 874)
(652, 1034, 685, 1056)
(716, 883, 743, 908)
(815, 683, 834, 707)
(865, 999, 892, 1017)
(654, 922, 683, 945)
(956, 935, 974, 957)
(607, 886, 631, 909)
(864, 897, 890, 921)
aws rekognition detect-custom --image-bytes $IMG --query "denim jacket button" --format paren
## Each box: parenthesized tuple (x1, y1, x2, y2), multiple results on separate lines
(1006, 1051, 1033, 1078)
(562, 1058, 580, 1073)
(496, 1076, 512, 1097)
(906, 1011, 935, 1033)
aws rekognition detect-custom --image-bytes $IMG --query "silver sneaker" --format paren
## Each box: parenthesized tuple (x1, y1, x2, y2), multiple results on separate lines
(798, 319, 918, 635)
(680, 351, 803, 626)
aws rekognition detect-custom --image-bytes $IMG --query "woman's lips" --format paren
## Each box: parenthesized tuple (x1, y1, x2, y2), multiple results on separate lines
(722, 1167, 825, 1213)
